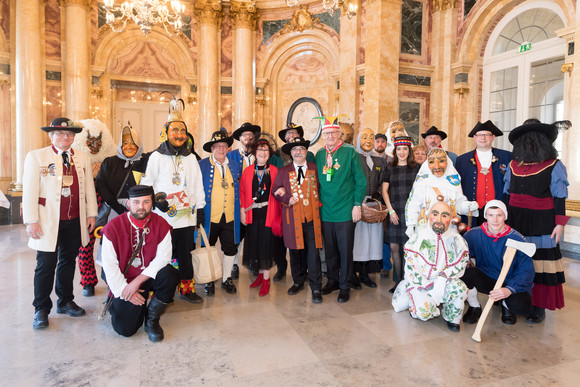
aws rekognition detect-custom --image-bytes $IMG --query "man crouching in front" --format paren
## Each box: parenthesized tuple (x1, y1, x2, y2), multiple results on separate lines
(101, 185, 180, 342)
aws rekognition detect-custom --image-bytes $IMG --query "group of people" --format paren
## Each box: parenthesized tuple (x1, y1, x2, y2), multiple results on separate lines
(22, 99, 569, 341)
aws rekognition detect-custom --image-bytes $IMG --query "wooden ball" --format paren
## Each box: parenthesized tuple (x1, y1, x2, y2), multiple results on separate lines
(457, 223, 467, 234)
(437, 195, 444, 202)
(451, 216, 461, 225)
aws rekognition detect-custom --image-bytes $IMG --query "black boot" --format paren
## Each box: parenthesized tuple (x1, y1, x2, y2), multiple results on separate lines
(144, 297, 169, 342)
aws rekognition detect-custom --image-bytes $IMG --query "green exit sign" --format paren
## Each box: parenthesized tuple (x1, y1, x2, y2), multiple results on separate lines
(518, 43, 532, 53)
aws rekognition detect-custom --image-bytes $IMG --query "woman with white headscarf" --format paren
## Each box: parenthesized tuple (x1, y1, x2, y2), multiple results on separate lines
(352, 128, 388, 289)
(405, 148, 479, 239)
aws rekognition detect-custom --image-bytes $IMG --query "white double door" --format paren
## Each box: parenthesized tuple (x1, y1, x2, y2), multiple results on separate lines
(113, 101, 169, 153)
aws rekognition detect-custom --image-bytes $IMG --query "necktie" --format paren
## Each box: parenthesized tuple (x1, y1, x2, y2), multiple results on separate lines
(62, 152, 69, 169)
(298, 166, 305, 185)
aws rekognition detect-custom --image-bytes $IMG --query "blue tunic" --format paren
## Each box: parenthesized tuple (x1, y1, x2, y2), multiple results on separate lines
(463, 226, 535, 295)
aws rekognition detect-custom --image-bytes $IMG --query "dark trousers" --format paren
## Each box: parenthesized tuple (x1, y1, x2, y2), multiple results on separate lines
(110, 265, 180, 337)
(275, 244, 288, 274)
(208, 215, 239, 256)
(33, 218, 82, 312)
(172, 226, 195, 280)
(289, 221, 322, 291)
(461, 267, 532, 316)
(322, 220, 355, 290)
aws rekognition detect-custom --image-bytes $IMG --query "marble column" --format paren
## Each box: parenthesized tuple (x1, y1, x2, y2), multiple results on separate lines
(61, 0, 90, 121)
(430, 1, 457, 151)
(362, 0, 401, 132)
(230, 1, 259, 130)
(339, 9, 359, 128)
(566, 17, 580, 199)
(195, 1, 223, 154)
(14, 0, 44, 189)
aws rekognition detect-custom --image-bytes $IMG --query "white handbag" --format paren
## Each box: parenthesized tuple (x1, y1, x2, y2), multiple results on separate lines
(191, 225, 223, 284)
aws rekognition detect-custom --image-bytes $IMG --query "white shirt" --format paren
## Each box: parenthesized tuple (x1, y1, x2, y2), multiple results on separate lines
(293, 162, 307, 184)
(476, 148, 493, 169)
(212, 155, 229, 177)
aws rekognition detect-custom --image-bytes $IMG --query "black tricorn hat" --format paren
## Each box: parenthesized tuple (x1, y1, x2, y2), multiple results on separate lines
(421, 126, 447, 140)
(281, 136, 311, 155)
(468, 120, 503, 137)
(41, 117, 83, 134)
(279, 123, 304, 142)
(232, 122, 261, 141)
(203, 128, 234, 152)
(508, 122, 557, 144)
(128, 185, 155, 198)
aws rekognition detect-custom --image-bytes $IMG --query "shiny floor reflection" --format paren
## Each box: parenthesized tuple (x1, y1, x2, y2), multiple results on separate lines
(2, 224, 580, 386)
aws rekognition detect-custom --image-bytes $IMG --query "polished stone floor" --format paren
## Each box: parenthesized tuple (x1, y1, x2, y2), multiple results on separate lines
(2, 224, 580, 386)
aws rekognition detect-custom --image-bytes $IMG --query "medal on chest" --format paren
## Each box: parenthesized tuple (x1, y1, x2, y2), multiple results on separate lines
(172, 156, 182, 185)
(480, 167, 489, 176)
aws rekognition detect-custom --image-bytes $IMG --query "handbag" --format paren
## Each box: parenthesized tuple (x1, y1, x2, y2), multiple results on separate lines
(191, 225, 223, 284)
(95, 167, 133, 228)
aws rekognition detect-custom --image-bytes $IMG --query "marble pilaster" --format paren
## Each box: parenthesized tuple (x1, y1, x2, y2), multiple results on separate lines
(195, 1, 223, 154)
(429, 2, 457, 151)
(61, 0, 90, 121)
(230, 1, 259, 130)
(14, 0, 44, 189)
(338, 8, 360, 129)
(566, 16, 580, 199)
(362, 0, 402, 132)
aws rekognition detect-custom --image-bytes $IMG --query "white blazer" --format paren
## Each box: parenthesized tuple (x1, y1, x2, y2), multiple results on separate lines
(22, 146, 98, 252)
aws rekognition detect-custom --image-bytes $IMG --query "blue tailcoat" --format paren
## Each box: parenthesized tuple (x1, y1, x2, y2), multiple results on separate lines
(198, 157, 242, 245)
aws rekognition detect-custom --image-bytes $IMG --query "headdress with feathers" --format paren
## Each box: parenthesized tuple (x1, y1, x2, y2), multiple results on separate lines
(73, 119, 116, 163)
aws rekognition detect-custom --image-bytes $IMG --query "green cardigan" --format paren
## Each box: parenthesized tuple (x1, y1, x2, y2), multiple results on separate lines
(315, 143, 367, 222)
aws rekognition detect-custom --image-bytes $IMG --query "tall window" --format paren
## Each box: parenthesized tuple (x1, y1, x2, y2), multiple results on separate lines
(482, 4, 566, 151)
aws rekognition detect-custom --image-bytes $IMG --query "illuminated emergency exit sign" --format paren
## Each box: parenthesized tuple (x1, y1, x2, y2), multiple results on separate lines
(518, 43, 532, 53)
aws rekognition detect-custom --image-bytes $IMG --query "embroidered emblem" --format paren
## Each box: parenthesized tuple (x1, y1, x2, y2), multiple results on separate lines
(415, 174, 428, 182)
(40, 166, 48, 177)
(167, 205, 177, 217)
(47, 164, 56, 176)
(446, 174, 460, 186)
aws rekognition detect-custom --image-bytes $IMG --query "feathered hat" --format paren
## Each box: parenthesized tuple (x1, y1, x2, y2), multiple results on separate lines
(313, 114, 348, 132)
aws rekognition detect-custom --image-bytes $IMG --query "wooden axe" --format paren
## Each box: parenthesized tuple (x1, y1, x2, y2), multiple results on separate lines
(472, 238, 536, 342)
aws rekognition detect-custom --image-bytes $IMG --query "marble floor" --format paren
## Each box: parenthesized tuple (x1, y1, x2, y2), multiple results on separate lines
(2, 224, 580, 386)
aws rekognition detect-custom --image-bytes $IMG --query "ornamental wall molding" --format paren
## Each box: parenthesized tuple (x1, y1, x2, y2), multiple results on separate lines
(230, 1, 260, 30)
(59, 0, 91, 8)
(280, 6, 322, 35)
(432, 0, 458, 13)
(194, 1, 224, 26)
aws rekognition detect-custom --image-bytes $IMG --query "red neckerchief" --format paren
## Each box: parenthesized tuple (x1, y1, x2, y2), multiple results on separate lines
(129, 213, 152, 229)
(481, 222, 511, 242)
(325, 141, 344, 167)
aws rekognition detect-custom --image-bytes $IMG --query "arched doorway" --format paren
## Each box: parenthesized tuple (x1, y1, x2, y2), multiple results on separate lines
(481, 2, 567, 150)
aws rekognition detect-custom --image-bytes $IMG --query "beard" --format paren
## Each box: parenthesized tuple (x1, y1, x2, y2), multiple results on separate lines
(374, 146, 385, 153)
(431, 222, 447, 234)
(131, 208, 150, 220)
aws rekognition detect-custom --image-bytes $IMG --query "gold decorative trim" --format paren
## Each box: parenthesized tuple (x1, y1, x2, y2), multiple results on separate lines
(454, 83, 469, 95)
(230, 1, 259, 30)
(194, 1, 224, 26)
(280, 6, 322, 35)
(561, 63, 574, 73)
(567, 200, 580, 212)
(433, 0, 458, 13)
(59, 0, 90, 8)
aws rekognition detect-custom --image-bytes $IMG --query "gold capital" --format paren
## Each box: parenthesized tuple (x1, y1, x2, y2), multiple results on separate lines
(432, 0, 458, 13)
(230, 1, 259, 30)
(59, 0, 90, 9)
(194, 1, 224, 25)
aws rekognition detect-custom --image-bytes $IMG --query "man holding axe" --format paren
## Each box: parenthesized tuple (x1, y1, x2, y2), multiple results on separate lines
(462, 200, 535, 334)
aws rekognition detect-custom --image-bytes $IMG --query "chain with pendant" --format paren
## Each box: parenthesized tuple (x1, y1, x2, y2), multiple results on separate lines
(172, 155, 182, 185)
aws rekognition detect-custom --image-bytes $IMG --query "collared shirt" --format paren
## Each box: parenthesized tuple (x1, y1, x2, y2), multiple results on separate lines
(212, 155, 230, 177)
(240, 148, 255, 169)
(294, 162, 307, 184)
(476, 148, 492, 169)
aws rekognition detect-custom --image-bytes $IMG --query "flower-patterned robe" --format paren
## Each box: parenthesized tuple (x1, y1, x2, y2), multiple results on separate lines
(392, 226, 470, 324)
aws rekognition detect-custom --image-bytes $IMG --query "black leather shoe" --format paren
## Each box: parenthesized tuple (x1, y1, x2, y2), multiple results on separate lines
(526, 307, 545, 324)
(380, 269, 390, 279)
(463, 306, 482, 324)
(33, 310, 49, 329)
(360, 274, 377, 288)
(501, 305, 517, 325)
(287, 283, 304, 295)
(447, 321, 460, 332)
(221, 278, 237, 294)
(179, 292, 203, 304)
(321, 282, 339, 295)
(231, 264, 240, 280)
(56, 301, 86, 317)
(337, 289, 350, 303)
(204, 282, 215, 295)
(351, 274, 362, 290)
(388, 282, 400, 294)
(82, 285, 95, 297)
(312, 290, 323, 304)
(273, 270, 286, 282)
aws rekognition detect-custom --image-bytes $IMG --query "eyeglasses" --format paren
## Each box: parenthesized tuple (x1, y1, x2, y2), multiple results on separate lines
(52, 131, 75, 138)
(213, 144, 228, 149)
(322, 130, 340, 137)
(240, 132, 254, 138)
(474, 133, 494, 138)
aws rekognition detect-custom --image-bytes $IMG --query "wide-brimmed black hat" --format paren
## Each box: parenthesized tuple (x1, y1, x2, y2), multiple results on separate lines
(468, 120, 503, 138)
(281, 136, 311, 155)
(203, 128, 234, 152)
(421, 126, 447, 140)
(508, 122, 557, 144)
(232, 122, 261, 141)
(278, 123, 304, 142)
(41, 117, 83, 134)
